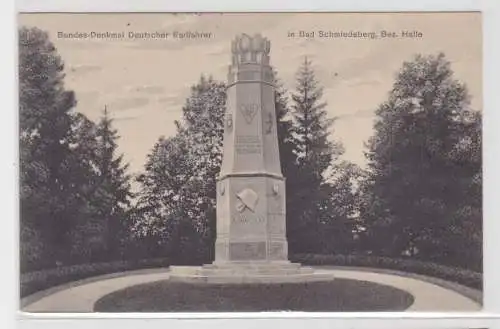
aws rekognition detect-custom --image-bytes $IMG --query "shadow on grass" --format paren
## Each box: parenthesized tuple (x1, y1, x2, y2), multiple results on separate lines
(93, 278, 414, 312)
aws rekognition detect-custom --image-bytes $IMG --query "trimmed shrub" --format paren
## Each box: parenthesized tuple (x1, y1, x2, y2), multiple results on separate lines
(289, 254, 482, 290)
(21, 254, 482, 298)
(20, 258, 170, 298)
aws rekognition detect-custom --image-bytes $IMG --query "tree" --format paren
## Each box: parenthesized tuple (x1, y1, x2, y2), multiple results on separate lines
(63, 113, 103, 262)
(19, 26, 79, 267)
(19, 26, 135, 268)
(361, 53, 481, 270)
(430, 110, 482, 269)
(287, 57, 348, 254)
(69, 107, 133, 261)
(133, 134, 200, 261)
(290, 57, 343, 182)
(274, 70, 298, 180)
(96, 107, 132, 256)
(319, 161, 363, 253)
(175, 76, 226, 256)
(133, 76, 226, 263)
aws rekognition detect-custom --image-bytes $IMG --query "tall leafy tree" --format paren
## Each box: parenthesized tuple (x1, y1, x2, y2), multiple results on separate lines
(361, 53, 481, 270)
(175, 76, 226, 253)
(133, 134, 199, 261)
(134, 76, 226, 263)
(318, 161, 363, 253)
(429, 109, 482, 269)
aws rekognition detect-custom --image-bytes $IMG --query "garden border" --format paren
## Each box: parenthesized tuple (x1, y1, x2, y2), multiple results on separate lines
(20, 254, 482, 302)
(290, 254, 482, 290)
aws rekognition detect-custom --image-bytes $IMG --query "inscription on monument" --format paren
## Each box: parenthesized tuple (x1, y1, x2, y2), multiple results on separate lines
(236, 135, 262, 154)
(232, 212, 265, 223)
(229, 242, 266, 260)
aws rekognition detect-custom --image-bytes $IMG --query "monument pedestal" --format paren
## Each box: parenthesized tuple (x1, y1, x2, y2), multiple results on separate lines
(214, 174, 288, 263)
(168, 34, 333, 284)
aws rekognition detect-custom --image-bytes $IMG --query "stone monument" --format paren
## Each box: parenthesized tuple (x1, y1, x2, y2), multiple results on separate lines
(169, 34, 333, 283)
(215, 33, 287, 263)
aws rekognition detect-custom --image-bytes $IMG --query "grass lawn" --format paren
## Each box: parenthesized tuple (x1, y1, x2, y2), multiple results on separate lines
(93, 278, 414, 312)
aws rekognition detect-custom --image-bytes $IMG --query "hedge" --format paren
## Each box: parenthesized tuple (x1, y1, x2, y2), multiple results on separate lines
(21, 254, 482, 298)
(289, 253, 482, 290)
(20, 258, 171, 298)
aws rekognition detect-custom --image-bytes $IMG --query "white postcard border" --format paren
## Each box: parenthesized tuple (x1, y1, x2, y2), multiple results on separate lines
(3, 0, 499, 328)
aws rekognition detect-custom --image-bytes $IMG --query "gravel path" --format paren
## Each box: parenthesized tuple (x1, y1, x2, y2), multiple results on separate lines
(21, 267, 481, 313)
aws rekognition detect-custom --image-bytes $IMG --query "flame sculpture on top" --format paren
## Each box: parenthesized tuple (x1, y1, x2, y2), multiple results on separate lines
(231, 33, 271, 65)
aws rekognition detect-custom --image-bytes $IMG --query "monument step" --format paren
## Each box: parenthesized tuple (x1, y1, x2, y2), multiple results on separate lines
(202, 261, 301, 270)
(169, 264, 318, 278)
(197, 268, 314, 276)
(168, 272, 335, 284)
(198, 262, 309, 275)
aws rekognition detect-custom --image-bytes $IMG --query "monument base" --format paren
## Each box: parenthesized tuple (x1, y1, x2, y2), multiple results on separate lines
(168, 261, 334, 284)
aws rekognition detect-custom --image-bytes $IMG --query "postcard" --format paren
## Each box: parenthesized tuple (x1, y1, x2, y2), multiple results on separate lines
(18, 12, 482, 313)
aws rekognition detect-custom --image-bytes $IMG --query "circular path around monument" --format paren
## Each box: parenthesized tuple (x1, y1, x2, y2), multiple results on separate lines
(21, 267, 482, 313)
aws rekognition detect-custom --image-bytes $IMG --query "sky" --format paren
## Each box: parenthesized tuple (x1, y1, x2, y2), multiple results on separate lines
(18, 12, 482, 175)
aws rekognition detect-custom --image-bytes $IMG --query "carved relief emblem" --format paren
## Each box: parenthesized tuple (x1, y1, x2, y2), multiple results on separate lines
(239, 103, 259, 124)
(225, 114, 233, 132)
(265, 111, 273, 134)
(272, 183, 279, 196)
(235, 188, 259, 213)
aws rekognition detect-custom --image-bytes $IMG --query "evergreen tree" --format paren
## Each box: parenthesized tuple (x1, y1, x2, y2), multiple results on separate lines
(88, 106, 132, 259)
(361, 53, 481, 270)
(287, 57, 347, 253)
(291, 58, 338, 178)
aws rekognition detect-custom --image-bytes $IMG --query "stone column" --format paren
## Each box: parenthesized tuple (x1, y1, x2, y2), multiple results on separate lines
(215, 33, 288, 264)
